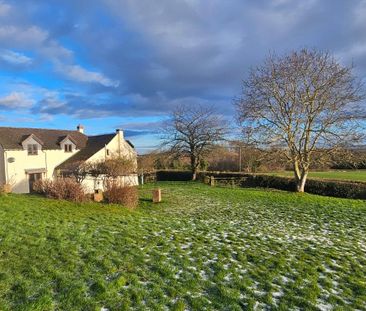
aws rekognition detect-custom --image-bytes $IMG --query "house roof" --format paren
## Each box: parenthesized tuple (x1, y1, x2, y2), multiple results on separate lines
(0, 126, 136, 170)
(23, 133, 45, 146)
(59, 134, 78, 145)
(0, 127, 88, 150)
(56, 134, 115, 169)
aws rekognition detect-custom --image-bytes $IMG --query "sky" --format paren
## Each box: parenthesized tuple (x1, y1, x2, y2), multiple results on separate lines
(0, 0, 365, 152)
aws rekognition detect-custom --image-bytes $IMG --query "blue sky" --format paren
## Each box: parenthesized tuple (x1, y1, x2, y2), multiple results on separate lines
(0, 0, 365, 152)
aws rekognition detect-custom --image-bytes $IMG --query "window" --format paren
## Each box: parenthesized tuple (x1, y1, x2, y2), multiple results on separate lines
(27, 144, 38, 155)
(106, 149, 110, 156)
(64, 144, 73, 152)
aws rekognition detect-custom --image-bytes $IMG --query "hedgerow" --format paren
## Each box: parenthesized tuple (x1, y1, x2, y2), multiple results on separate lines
(147, 170, 366, 199)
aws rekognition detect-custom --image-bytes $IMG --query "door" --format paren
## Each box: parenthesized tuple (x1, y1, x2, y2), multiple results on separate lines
(29, 173, 42, 193)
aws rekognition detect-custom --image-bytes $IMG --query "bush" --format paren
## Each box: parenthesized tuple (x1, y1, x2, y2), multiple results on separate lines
(242, 175, 366, 199)
(104, 179, 138, 208)
(243, 175, 296, 191)
(145, 170, 366, 199)
(156, 170, 193, 181)
(198, 171, 366, 199)
(33, 178, 86, 202)
(304, 178, 366, 199)
(0, 183, 13, 194)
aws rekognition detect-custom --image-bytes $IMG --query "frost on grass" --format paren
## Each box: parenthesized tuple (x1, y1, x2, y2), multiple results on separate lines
(131, 185, 366, 310)
(1, 183, 365, 310)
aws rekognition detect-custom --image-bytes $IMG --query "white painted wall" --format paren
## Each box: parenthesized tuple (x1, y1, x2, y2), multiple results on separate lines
(81, 132, 138, 193)
(2, 131, 138, 194)
(4, 147, 79, 193)
(81, 174, 138, 193)
(88, 133, 136, 163)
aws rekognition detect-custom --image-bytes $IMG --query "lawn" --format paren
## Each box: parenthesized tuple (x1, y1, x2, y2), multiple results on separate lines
(0, 183, 365, 310)
(269, 170, 366, 182)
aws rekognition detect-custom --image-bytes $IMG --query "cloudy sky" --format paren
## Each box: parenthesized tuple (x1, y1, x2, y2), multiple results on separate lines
(0, 0, 365, 151)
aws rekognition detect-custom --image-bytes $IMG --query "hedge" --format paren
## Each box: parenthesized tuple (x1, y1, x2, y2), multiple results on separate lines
(242, 174, 366, 200)
(145, 170, 366, 200)
(156, 170, 193, 181)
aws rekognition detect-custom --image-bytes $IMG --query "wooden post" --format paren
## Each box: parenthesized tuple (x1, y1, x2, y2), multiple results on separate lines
(239, 146, 242, 172)
(153, 188, 162, 203)
(139, 174, 144, 185)
(93, 189, 103, 202)
(210, 176, 215, 186)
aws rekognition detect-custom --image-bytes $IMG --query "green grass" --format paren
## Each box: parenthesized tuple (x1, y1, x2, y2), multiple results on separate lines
(0, 182, 366, 310)
(269, 170, 366, 182)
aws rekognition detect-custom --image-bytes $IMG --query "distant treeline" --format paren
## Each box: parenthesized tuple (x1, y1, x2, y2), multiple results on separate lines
(138, 144, 366, 173)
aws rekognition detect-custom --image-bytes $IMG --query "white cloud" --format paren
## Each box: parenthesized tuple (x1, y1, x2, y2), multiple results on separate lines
(0, 25, 73, 63)
(39, 114, 53, 121)
(0, 1, 11, 16)
(0, 49, 32, 65)
(346, 43, 366, 57)
(353, 0, 366, 27)
(56, 63, 120, 88)
(41, 40, 73, 61)
(39, 96, 65, 109)
(248, 0, 319, 37)
(335, 40, 366, 68)
(0, 25, 48, 48)
(0, 92, 35, 109)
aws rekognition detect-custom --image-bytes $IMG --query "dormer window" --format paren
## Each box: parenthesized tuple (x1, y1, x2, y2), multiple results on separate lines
(22, 134, 43, 155)
(60, 135, 76, 153)
(64, 144, 73, 152)
(28, 144, 38, 155)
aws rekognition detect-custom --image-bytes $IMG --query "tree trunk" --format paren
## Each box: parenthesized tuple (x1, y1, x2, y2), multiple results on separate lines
(295, 171, 308, 193)
(190, 154, 198, 181)
(192, 169, 197, 181)
(292, 161, 308, 192)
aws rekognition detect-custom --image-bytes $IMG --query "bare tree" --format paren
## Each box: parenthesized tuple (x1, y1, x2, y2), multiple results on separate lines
(60, 156, 136, 186)
(235, 49, 365, 192)
(137, 152, 159, 174)
(162, 104, 227, 180)
(86, 156, 136, 180)
(59, 161, 91, 183)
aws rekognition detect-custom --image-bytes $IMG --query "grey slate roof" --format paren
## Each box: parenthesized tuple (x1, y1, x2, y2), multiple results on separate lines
(0, 127, 88, 150)
(56, 134, 115, 169)
(0, 127, 135, 171)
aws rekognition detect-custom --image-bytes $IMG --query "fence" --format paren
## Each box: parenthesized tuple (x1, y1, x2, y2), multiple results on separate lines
(203, 175, 247, 187)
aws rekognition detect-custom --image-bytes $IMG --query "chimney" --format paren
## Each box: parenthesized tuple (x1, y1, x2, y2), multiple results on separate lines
(116, 129, 124, 139)
(116, 129, 123, 157)
(77, 124, 84, 134)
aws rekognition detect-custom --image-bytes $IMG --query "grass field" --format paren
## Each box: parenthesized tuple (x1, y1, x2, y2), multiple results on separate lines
(270, 170, 366, 182)
(0, 183, 365, 310)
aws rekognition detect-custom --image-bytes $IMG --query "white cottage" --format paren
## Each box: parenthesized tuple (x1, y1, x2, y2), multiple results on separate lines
(0, 125, 138, 193)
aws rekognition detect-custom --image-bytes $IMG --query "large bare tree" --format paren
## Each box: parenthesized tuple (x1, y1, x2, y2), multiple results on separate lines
(235, 49, 365, 192)
(163, 104, 227, 180)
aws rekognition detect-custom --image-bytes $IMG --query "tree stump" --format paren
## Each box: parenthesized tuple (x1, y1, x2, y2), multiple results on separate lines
(153, 188, 161, 203)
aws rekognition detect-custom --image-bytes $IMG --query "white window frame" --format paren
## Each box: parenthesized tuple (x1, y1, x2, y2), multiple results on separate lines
(27, 144, 38, 156)
(64, 144, 73, 153)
